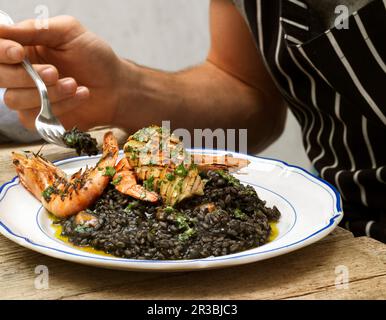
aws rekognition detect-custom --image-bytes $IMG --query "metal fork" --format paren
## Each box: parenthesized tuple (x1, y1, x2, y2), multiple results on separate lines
(0, 10, 67, 147)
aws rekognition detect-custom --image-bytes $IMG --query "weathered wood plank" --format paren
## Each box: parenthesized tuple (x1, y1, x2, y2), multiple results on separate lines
(1, 235, 384, 300)
(289, 275, 386, 300)
(59, 238, 385, 300)
(320, 226, 353, 243)
(0, 236, 170, 300)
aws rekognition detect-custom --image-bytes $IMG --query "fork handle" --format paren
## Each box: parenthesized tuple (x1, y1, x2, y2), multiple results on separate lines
(22, 60, 54, 119)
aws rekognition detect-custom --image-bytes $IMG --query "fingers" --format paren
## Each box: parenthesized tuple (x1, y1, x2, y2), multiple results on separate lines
(0, 38, 25, 63)
(17, 87, 90, 130)
(0, 16, 86, 48)
(0, 64, 59, 88)
(4, 78, 79, 110)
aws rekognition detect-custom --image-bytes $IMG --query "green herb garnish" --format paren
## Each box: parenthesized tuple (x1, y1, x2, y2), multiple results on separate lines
(234, 208, 247, 220)
(143, 176, 155, 191)
(175, 213, 190, 230)
(174, 212, 197, 242)
(164, 206, 175, 214)
(125, 145, 134, 153)
(166, 173, 175, 181)
(178, 227, 196, 242)
(74, 225, 93, 234)
(111, 175, 122, 186)
(131, 127, 157, 142)
(103, 166, 116, 177)
(175, 164, 188, 178)
(42, 186, 56, 202)
(217, 170, 241, 187)
(125, 201, 140, 213)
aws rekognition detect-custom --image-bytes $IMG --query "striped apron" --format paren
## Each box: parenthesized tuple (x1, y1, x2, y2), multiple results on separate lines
(233, 0, 386, 241)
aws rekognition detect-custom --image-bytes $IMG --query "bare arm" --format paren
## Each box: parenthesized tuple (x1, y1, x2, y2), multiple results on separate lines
(114, 0, 286, 153)
(0, 0, 285, 152)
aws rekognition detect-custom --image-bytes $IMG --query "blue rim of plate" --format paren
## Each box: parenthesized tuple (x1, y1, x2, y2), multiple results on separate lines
(0, 150, 343, 265)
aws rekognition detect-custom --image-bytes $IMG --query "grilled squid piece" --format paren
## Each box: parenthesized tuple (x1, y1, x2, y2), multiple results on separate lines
(115, 125, 250, 206)
(113, 159, 205, 206)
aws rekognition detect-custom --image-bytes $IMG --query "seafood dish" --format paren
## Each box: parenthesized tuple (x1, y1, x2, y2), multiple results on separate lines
(62, 127, 99, 156)
(12, 126, 281, 260)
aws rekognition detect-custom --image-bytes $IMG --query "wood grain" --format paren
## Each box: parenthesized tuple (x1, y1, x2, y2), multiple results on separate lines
(0, 133, 385, 300)
(1, 228, 384, 300)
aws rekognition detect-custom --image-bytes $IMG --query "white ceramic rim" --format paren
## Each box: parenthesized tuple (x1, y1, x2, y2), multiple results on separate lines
(0, 150, 343, 271)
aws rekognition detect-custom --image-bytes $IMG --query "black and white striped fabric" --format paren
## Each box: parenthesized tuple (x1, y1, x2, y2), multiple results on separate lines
(232, 0, 386, 238)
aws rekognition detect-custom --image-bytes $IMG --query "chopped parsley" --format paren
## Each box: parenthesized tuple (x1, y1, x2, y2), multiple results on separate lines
(103, 166, 116, 177)
(111, 175, 122, 186)
(131, 127, 157, 143)
(178, 228, 196, 242)
(177, 179, 184, 192)
(174, 212, 197, 242)
(143, 176, 155, 191)
(125, 145, 135, 153)
(125, 144, 140, 160)
(125, 201, 140, 213)
(42, 186, 56, 202)
(74, 225, 93, 234)
(157, 179, 166, 189)
(234, 208, 247, 220)
(175, 213, 190, 230)
(164, 206, 175, 214)
(166, 173, 175, 181)
(175, 164, 188, 178)
(217, 170, 241, 187)
(130, 153, 138, 161)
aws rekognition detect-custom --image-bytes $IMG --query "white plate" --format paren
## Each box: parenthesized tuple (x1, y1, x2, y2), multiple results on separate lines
(0, 150, 343, 272)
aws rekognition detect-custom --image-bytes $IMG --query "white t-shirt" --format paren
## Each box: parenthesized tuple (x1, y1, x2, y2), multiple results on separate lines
(0, 97, 41, 143)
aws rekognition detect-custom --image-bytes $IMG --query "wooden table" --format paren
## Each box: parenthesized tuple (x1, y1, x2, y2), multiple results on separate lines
(0, 130, 385, 300)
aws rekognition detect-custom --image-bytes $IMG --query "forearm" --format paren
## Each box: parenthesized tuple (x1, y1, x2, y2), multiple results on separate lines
(114, 59, 286, 153)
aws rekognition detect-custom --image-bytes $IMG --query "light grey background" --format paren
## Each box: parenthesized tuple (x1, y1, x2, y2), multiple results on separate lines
(0, 0, 310, 168)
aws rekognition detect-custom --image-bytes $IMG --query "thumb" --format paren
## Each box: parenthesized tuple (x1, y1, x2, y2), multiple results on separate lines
(0, 15, 86, 48)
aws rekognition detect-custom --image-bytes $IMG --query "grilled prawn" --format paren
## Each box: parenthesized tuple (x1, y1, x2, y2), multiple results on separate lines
(12, 132, 119, 218)
(113, 158, 159, 203)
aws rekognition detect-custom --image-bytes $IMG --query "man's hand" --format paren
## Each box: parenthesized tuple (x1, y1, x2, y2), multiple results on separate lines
(0, 16, 125, 131)
(0, 2, 286, 154)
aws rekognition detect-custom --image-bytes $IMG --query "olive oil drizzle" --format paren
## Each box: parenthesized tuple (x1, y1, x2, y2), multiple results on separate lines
(269, 222, 279, 243)
(49, 215, 113, 257)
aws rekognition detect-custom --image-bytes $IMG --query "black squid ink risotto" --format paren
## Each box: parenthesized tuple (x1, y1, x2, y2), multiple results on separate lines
(58, 170, 281, 260)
